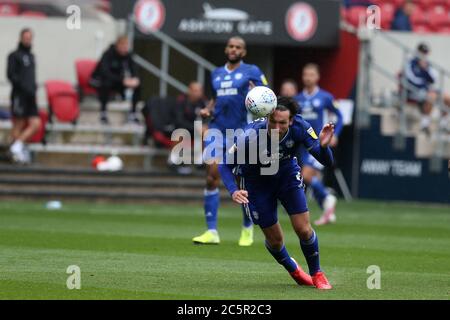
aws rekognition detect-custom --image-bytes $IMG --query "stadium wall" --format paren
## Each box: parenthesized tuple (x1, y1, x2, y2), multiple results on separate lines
(357, 116, 449, 204)
(0, 17, 118, 107)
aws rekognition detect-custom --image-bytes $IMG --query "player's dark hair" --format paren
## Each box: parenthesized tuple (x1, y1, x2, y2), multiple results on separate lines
(20, 28, 32, 38)
(280, 78, 298, 90)
(303, 63, 320, 74)
(275, 96, 299, 119)
(116, 35, 128, 44)
(228, 35, 246, 49)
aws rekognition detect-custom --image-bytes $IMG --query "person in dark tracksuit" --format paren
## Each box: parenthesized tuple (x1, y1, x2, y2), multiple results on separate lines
(90, 36, 141, 124)
(7, 28, 41, 164)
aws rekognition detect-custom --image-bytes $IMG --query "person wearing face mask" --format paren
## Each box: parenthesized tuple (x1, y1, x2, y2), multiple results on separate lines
(404, 43, 450, 134)
(7, 28, 41, 164)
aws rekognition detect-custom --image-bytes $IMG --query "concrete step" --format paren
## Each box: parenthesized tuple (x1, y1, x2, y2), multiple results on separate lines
(0, 176, 205, 189)
(0, 164, 203, 177)
(0, 143, 170, 170)
(0, 164, 229, 203)
(0, 119, 146, 146)
(0, 188, 227, 202)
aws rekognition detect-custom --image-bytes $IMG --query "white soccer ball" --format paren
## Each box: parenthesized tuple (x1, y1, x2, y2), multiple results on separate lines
(245, 86, 277, 117)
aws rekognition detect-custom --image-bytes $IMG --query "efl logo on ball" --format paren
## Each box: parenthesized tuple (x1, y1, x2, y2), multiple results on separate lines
(245, 86, 277, 117)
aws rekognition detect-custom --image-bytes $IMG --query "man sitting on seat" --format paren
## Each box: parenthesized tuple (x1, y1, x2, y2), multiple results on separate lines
(404, 43, 450, 133)
(90, 36, 141, 124)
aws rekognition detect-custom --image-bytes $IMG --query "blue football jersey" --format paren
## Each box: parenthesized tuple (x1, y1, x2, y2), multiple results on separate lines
(294, 87, 343, 136)
(228, 115, 321, 178)
(210, 62, 267, 132)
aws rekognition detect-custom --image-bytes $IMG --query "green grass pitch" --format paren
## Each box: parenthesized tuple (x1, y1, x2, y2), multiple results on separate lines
(0, 199, 448, 299)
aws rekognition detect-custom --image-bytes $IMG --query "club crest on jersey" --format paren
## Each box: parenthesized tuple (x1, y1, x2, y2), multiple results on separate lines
(235, 73, 243, 80)
(313, 98, 321, 107)
(307, 127, 318, 139)
(286, 139, 294, 148)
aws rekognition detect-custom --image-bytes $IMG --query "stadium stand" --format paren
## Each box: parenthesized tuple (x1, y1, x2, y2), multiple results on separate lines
(0, 2, 19, 16)
(75, 59, 98, 100)
(342, 0, 450, 33)
(20, 10, 47, 18)
(45, 80, 80, 124)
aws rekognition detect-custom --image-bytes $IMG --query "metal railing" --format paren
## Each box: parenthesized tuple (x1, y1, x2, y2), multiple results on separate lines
(127, 14, 216, 97)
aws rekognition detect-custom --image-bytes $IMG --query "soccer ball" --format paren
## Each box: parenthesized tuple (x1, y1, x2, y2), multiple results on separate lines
(245, 86, 277, 117)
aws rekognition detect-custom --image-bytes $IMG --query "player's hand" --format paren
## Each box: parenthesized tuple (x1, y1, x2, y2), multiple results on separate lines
(199, 108, 210, 118)
(249, 81, 256, 90)
(232, 190, 249, 204)
(319, 122, 335, 147)
(330, 135, 339, 148)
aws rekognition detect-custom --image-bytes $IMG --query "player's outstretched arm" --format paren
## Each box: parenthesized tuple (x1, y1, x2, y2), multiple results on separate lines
(218, 164, 239, 196)
(319, 122, 335, 147)
(307, 123, 335, 167)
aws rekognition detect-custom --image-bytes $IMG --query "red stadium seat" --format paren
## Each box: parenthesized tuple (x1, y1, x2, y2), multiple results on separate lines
(0, 3, 19, 16)
(379, 2, 396, 29)
(412, 22, 434, 32)
(75, 59, 98, 99)
(427, 5, 450, 30)
(346, 6, 368, 28)
(45, 80, 80, 123)
(27, 110, 48, 143)
(437, 25, 450, 32)
(412, 0, 433, 10)
(20, 10, 47, 18)
(430, 0, 449, 5)
(410, 5, 428, 24)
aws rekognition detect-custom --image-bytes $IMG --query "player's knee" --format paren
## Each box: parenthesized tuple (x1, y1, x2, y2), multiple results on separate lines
(297, 224, 313, 241)
(266, 234, 284, 250)
(206, 174, 219, 189)
(302, 168, 314, 185)
(268, 239, 283, 251)
(30, 118, 41, 131)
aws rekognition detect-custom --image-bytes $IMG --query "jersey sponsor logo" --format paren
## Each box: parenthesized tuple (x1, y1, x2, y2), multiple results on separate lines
(307, 127, 318, 139)
(261, 75, 268, 85)
(220, 80, 233, 88)
(285, 2, 318, 42)
(286, 139, 295, 148)
(302, 111, 318, 120)
(217, 88, 238, 96)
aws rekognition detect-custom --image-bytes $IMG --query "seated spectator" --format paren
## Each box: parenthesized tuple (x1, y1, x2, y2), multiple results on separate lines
(403, 43, 450, 133)
(171, 82, 207, 173)
(174, 81, 207, 136)
(391, 0, 414, 32)
(279, 78, 298, 98)
(90, 36, 141, 124)
(7, 28, 41, 164)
